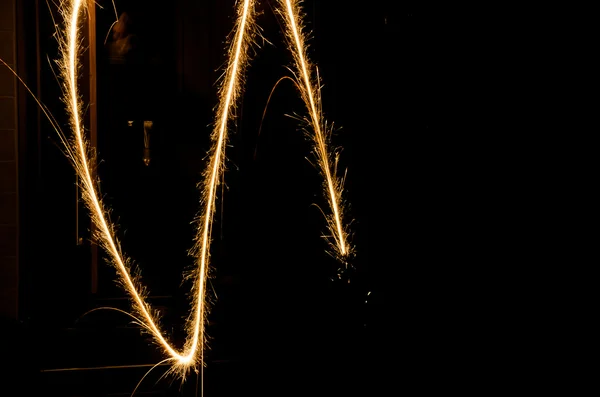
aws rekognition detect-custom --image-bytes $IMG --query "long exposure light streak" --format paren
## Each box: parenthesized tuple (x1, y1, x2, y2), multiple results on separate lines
(278, 0, 352, 263)
(0, 0, 355, 389)
(56, 0, 256, 377)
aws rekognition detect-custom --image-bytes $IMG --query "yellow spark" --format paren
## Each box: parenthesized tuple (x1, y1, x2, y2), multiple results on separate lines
(55, 0, 256, 378)
(278, 0, 353, 263)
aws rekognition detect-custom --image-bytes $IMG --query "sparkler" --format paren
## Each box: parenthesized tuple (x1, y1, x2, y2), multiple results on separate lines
(2, 0, 354, 388)
(278, 0, 353, 264)
(53, 0, 256, 378)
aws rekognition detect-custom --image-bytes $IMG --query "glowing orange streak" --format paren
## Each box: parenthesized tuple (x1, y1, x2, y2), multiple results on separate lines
(192, 0, 254, 365)
(202, 0, 250, 309)
(60, 0, 255, 371)
(63, 0, 186, 365)
(281, 0, 349, 258)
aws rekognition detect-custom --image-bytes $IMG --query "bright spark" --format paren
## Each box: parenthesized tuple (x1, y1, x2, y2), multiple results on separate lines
(278, 0, 353, 263)
(56, 0, 256, 378)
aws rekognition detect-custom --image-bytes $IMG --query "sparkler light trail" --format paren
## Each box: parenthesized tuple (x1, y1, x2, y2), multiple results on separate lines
(277, 0, 353, 264)
(54, 0, 257, 378)
(0, 0, 354, 389)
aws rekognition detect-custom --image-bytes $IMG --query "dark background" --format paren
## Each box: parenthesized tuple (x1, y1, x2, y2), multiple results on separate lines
(1, 0, 517, 395)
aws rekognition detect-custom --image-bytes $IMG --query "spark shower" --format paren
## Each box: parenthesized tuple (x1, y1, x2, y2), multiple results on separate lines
(6, 0, 355, 383)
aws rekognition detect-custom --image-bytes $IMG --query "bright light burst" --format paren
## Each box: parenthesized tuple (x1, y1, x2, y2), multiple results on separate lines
(7, 0, 353, 384)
